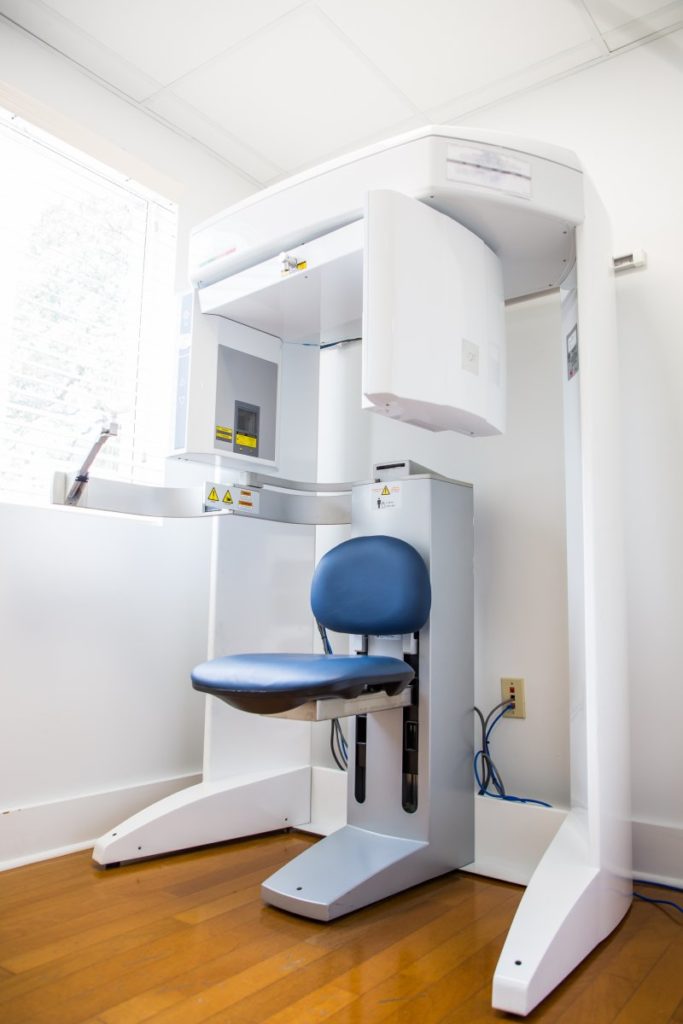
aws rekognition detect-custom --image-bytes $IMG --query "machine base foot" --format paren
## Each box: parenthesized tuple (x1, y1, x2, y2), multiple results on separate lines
(492, 813, 631, 1016)
(92, 767, 311, 865)
(262, 823, 459, 921)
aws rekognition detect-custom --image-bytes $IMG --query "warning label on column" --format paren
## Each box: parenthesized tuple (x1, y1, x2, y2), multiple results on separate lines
(204, 483, 260, 514)
(235, 488, 259, 513)
(371, 482, 402, 510)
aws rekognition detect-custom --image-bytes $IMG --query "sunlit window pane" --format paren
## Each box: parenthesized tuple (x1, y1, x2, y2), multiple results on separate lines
(0, 108, 178, 505)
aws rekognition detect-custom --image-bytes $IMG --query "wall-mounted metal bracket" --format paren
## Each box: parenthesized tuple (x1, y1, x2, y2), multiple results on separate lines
(613, 249, 647, 272)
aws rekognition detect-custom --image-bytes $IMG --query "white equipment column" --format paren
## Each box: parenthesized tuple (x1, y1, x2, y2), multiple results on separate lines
(492, 179, 631, 1015)
(261, 472, 474, 920)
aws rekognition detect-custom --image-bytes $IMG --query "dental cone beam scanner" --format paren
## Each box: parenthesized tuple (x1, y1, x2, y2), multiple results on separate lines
(56, 126, 629, 1017)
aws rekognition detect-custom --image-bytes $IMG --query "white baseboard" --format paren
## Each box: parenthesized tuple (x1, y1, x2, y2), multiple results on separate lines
(0, 773, 201, 871)
(632, 819, 683, 888)
(296, 765, 347, 837)
(465, 804, 683, 890)
(5, 774, 679, 893)
(463, 795, 568, 885)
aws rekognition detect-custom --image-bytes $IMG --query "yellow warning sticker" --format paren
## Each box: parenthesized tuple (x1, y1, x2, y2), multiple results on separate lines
(205, 482, 243, 512)
(235, 433, 257, 449)
(371, 482, 402, 511)
(234, 488, 260, 514)
(215, 425, 233, 442)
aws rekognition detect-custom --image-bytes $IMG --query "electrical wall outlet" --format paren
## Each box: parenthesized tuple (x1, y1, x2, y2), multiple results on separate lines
(501, 677, 526, 719)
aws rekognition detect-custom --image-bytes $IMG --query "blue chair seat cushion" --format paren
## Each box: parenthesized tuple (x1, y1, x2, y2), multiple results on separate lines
(191, 653, 414, 714)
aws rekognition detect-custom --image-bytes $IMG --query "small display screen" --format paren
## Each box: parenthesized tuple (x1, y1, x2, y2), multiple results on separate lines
(237, 406, 258, 436)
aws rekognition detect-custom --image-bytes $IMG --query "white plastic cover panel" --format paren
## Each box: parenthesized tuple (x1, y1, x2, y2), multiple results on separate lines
(363, 190, 505, 436)
(190, 126, 582, 301)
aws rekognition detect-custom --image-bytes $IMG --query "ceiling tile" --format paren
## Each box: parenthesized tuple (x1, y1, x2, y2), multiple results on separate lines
(0, 0, 162, 101)
(428, 39, 605, 123)
(27, 0, 306, 87)
(145, 92, 282, 185)
(587, 0, 683, 48)
(317, 0, 595, 111)
(582, 0, 681, 32)
(167, 5, 416, 172)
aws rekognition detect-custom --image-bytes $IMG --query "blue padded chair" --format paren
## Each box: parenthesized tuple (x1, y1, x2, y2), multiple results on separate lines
(191, 535, 431, 715)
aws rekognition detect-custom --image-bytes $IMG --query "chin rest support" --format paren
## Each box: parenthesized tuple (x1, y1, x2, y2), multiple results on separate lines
(191, 535, 432, 714)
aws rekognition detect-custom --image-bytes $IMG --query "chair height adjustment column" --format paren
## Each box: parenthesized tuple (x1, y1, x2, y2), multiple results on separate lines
(402, 652, 419, 813)
(354, 714, 367, 803)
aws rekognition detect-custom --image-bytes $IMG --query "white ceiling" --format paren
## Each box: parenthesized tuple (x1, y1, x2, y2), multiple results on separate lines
(0, 0, 681, 186)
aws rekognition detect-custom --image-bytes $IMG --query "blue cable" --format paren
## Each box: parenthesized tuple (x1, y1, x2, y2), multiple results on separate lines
(486, 707, 511, 740)
(473, 750, 488, 791)
(632, 879, 683, 914)
(633, 878, 683, 893)
(474, 701, 553, 808)
(633, 892, 683, 914)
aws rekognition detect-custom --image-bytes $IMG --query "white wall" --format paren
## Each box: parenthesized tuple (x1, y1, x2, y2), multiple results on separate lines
(314, 300, 571, 808)
(359, 296, 570, 808)
(460, 30, 683, 882)
(0, 19, 256, 868)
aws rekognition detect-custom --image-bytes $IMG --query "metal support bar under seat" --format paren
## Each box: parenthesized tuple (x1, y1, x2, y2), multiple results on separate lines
(269, 688, 413, 722)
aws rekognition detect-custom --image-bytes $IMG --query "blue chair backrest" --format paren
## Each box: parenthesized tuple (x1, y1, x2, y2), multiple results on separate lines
(311, 535, 431, 636)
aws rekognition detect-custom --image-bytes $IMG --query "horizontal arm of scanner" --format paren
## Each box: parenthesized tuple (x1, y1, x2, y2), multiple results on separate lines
(51, 471, 351, 525)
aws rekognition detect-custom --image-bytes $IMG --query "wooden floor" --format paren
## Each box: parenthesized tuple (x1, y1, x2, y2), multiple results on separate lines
(0, 833, 681, 1024)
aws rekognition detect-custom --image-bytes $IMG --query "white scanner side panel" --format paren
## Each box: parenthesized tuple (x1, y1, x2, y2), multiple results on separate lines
(363, 190, 506, 436)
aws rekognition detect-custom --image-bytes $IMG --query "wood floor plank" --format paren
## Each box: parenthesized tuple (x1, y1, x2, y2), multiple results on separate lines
(0, 835, 680, 1024)
(0, 899, 304, 1023)
(91, 929, 299, 1024)
(0, 845, 311, 972)
(612, 940, 683, 1024)
(549, 915, 680, 1023)
(96, 880, 450, 1024)
(0, 918, 190, 1006)
(328, 904, 514, 1023)
(125, 940, 329, 1024)
(0, 839, 310, 954)
(377, 934, 506, 1024)
(551, 971, 635, 1024)
(217, 898, 452, 1024)
(261, 982, 355, 1024)
(332, 891, 519, 997)
(0, 834, 312, 922)
(302, 875, 502, 958)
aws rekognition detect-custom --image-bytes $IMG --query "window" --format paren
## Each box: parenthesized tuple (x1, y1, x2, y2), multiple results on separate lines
(0, 107, 178, 506)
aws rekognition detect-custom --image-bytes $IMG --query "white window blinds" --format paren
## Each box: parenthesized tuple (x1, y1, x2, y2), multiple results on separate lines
(0, 108, 178, 506)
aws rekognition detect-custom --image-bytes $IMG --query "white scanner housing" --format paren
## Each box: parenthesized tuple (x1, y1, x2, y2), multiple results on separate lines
(363, 189, 505, 435)
(181, 125, 583, 454)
